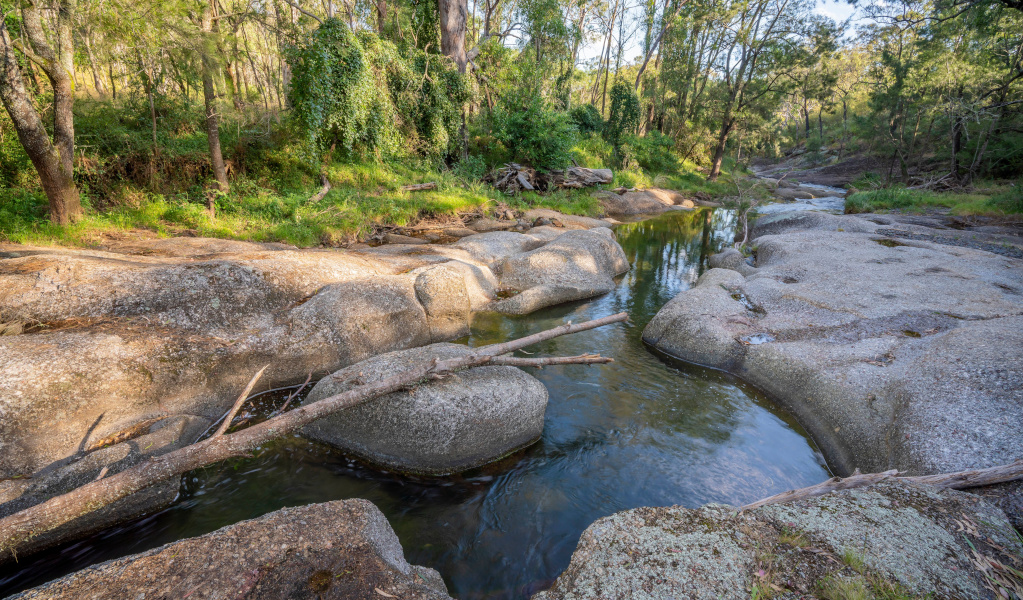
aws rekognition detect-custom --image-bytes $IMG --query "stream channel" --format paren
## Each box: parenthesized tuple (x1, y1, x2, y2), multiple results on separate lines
(0, 209, 831, 599)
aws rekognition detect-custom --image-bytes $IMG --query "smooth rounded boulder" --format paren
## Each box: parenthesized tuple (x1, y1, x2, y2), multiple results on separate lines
(302, 343, 548, 474)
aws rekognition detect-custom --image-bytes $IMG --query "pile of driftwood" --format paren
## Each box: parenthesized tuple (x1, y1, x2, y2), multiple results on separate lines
(487, 164, 613, 193)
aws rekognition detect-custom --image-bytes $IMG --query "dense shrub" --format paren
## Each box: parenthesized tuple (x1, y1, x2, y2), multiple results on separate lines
(621, 131, 678, 174)
(287, 20, 469, 161)
(569, 104, 603, 134)
(490, 89, 577, 171)
(602, 81, 640, 157)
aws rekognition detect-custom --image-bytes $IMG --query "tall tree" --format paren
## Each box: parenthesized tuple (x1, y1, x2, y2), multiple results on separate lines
(440, 0, 468, 71)
(0, 0, 82, 224)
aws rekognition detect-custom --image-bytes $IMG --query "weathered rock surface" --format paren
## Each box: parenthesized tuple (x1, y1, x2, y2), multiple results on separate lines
(493, 228, 631, 314)
(10, 499, 452, 600)
(523, 208, 612, 230)
(644, 213, 1023, 482)
(598, 188, 696, 215)
(535, 480, 1022, 600)
(302, 343, 548, 474)
(0, 215, 625, 554)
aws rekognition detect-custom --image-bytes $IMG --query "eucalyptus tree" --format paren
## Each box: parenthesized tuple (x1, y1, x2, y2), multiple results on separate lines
(705, 0, 811, 180)
(0, 0, 82, 224)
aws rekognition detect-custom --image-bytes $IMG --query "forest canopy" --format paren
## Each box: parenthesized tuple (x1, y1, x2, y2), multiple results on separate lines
(0, 0, 1020, 230)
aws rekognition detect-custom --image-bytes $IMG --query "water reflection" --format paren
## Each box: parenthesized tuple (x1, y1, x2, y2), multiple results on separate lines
(0, 209, 828, 599)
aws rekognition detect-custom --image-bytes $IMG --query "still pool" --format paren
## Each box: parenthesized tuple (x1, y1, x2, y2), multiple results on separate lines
(0, 210, 830, 599)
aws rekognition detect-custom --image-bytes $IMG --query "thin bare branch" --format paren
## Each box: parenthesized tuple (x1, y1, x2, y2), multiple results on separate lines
(212, 364, 269, 437)
(741, 459, 1023, 511)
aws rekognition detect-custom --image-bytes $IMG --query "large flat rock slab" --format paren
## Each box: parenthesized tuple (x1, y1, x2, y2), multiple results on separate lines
(644, 213, 1023, 480)
(10, 499, 452, 600)
(534, 480, 1022, 600)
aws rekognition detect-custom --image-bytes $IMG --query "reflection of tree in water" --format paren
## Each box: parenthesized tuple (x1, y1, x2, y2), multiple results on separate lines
(613, 209, 735, 325)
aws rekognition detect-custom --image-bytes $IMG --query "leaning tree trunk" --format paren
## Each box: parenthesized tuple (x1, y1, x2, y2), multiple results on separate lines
(0, 1, 82, 224)
(439, 0, 468, 72)
(201, 5, 230, 193)
(708, 112, 734, 181)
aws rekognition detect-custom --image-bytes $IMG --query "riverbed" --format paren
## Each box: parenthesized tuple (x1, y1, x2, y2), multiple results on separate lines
(0, 209, 830, 599)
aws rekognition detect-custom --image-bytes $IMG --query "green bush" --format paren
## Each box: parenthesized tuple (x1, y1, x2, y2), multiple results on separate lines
(287, 19, 468, 161)
(490, 88, 577, 171)
(992, 182, 1023, 212)
(621, 131, 678, 174)
(569, 104, 603, 134)
(453, 154, 487, 181)
(602, 81, 640, 158)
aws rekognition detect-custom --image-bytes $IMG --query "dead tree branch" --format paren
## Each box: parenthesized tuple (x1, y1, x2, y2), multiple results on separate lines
(741, 459, 1023, 511)
(0, 312, 628, 559)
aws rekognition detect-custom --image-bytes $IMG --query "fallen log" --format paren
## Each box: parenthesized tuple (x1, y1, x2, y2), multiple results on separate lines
(401, 182, 438, 191)
(308, 173, 332, 203)
(741, 458, 1023, 511)
(0, 312, 629, 559)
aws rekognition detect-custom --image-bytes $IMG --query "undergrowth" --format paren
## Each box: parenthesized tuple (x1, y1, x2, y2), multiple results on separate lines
(845, 183, 1023, 217)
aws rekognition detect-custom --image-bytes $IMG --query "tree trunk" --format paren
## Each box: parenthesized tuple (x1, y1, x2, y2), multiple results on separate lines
(377, 0, 387, 34)
(439, 0, 468, 72)
(0, 1, 82, 224)
(83, 33, 107, 97)
(708, 107, 734, 181)
(201, 6, 230, 192)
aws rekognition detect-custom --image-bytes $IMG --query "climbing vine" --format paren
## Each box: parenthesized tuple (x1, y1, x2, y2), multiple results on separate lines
(287, 19, 469, 162)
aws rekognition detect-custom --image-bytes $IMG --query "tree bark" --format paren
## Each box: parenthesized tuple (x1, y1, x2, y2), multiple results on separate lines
(83, 31, 107, 97)
(439, 0, 468, 72)
(0, 0, 82, 224)
(0, 313, 627, 559)
(377, 0, 387, 34)
(201, 4, 230, 192)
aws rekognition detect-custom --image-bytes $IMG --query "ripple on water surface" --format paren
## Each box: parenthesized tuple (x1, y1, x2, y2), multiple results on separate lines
(0, 209, 830, 600)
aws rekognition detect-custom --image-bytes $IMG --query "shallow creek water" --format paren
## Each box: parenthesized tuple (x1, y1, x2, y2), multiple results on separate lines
(0, 210, 830, 599)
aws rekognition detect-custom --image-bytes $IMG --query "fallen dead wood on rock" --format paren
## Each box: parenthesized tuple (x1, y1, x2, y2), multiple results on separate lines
(401, 182, 438, 192)
(488, 164, 613, 193)
(0, 312, 628, 560)
(741, 458, 1023, 511)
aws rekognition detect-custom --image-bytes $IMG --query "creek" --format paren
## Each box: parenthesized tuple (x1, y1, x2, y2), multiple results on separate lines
(0, 209, 830, 599)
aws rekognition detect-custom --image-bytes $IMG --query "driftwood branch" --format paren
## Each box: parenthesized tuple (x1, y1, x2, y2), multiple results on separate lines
(488, 353, 613, 367)
(212, 365, 268, 437)
(401, 182, 437, 191)
(0, 312, 628, 558)
(741, 458, 1023, 511)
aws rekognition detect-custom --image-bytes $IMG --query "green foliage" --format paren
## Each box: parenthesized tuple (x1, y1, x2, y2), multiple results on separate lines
(845, 186, 1020, 216)
(288, 19, 391, 158)
(620, 131, 678, 174)
(287, 20, 467, 161)
(490, 88, 577, 171)
(603, 81, 640, 158)
(569, 104, 603, 134)
(991, 183, 1023, 213)
(453, 155, 487, 181)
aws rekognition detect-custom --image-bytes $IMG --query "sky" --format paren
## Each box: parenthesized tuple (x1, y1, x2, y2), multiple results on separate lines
(576, 0, 863, 64)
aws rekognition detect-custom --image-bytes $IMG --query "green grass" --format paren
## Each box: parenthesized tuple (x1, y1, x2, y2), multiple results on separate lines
(0, 159, 510, 247)
(2, 98, 738, 248)
(845, 183, 1023, 217)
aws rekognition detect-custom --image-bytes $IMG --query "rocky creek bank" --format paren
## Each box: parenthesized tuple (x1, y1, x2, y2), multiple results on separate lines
(643, 210, 1023, 528)
(536, 479, 1023, 600)
(8, 499, 454, 600)
(0, 211, 626, 557)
